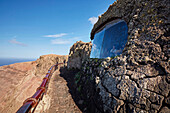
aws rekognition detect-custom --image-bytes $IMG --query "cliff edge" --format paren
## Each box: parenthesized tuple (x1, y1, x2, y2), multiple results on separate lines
(0, 54, 68, 113)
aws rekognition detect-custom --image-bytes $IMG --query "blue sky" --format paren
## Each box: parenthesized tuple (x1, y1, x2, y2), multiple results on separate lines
(0, 0, 115, 59)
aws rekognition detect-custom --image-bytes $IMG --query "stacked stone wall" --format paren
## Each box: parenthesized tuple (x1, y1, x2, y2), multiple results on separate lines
(73, 0, 169, 112)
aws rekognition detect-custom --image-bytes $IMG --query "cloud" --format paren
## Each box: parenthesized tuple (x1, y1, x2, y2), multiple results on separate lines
(88, 17, 98, 25)
(43, 33, 67, 38)
(9, 39, 27, 46)
(51, 38, 71, 44)
(71, 37, 79, 40)
(43, 32, 80, 45)
(51, 37, 79, 45)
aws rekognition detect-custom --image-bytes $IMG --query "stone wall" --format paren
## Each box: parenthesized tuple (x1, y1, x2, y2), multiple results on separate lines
(73, 0, 169, 112)
(68, 41, 92, 69)
(78, 55, 169, 112)
(91, 0, 169, 42)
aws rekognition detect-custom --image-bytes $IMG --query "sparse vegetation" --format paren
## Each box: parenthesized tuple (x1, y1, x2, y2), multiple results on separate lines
(77, 85, 81, 92)
(75, 72, 81, 85)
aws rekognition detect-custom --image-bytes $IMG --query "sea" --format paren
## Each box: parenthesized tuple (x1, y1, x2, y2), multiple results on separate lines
(0, 58, 36, 66)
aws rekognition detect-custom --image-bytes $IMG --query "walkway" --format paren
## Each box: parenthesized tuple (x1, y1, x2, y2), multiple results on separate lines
(35, 66, 83, 113)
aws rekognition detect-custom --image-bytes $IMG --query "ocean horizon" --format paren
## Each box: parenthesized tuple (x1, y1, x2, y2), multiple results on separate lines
(0, 58, 36, 66)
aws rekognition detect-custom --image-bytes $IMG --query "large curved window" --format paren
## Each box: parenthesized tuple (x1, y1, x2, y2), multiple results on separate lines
(90, 20, 128, 58)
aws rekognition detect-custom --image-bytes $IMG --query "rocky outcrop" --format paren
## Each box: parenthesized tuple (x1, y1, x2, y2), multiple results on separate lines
(0, 54, 68, 113)
(72, 0, 170, 112)
(79, 56, 169, 112)
(0, 61, 39, 113)
(0, 0, 169, 112)
(35, 54, 68, 76)
(68, 41, 92, 69)
(91, 0, 169, 41)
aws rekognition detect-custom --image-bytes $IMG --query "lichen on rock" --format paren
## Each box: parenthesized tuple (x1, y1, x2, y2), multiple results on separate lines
(68, 41, 92, 69)
(70, 0, 170, 112)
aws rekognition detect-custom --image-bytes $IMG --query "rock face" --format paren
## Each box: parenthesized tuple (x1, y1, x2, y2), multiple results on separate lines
(35, 54, 68, 76)
(80, 57, 169, 112)
(72, 0, 170, 112)
(0, 54, 68, 113)
(68, 41, 92, 69)
(91, 0, 169, 42)
(0, 0, 169, 112)
(0, 61, 39, 113)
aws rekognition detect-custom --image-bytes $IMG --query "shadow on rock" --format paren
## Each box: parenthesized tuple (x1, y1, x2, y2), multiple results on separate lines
(59, 67, 87, 112)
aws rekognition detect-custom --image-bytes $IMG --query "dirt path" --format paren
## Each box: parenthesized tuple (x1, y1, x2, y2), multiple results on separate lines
(35, 66, 82, 113)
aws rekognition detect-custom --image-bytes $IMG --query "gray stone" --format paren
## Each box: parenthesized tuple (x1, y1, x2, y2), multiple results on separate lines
(138, 76, 170, 97)
(69, 0, 170, 112)
(68, 41, 92, 69)
(159, 107, 170, 113)
(98, 82, 124, 112)
(102, 72, 121, 97)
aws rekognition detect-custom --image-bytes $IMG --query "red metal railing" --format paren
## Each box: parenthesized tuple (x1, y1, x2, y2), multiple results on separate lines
(16, 63, 63, 113)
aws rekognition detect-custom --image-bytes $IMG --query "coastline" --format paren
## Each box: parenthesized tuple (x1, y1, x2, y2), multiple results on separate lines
(0, 58, 36, 66)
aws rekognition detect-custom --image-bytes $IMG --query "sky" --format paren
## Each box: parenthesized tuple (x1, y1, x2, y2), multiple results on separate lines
(0, 0, 115, 59)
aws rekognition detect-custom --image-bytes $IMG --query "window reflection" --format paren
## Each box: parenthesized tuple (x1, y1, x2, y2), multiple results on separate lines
(90, 20, 128, 58)
(90, 29, 105, 58)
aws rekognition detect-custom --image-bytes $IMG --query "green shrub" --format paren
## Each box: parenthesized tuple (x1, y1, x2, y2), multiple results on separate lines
(78, 86, 81, 92)
(75, 72, 81, 84)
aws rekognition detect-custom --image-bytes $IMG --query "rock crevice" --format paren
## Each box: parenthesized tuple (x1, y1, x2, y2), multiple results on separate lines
(70, 0, 169, 112)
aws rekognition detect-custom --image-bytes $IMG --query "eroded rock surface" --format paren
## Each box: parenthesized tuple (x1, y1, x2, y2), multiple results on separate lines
(0, 54, 69, 113)
(0, 61, 39, 113)
(68, 41, 92, 69)
(35, 54, 68, 76)
(73, 0, 170, 112)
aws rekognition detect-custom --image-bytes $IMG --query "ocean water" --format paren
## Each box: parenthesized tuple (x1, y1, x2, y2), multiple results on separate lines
(0, 58, 36, 66)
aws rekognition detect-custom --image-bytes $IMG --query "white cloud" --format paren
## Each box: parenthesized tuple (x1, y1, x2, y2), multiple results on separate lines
(43, 32, 80, 45)
(9, 39, 27, 46)
(88, 17, 98, 25)
(51, 38, 71, 44)
(51, 37, 79, 45)
(43, 33, 67, 38)
(72, 37, 79, 40)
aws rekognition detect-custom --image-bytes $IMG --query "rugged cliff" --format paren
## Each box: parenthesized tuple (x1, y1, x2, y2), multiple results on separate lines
(35, 54, 68, 76)
(71, 0, 170, 112)
(68, 41, 92, 69)
(0, 61, 39, 113)
(0, 0, 169, 112)
(0, 54, 68, 113)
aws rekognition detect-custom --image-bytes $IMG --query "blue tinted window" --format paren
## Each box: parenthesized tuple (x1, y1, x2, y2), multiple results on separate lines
(90, 20, 128, 58)
(100, 21, 128, 58)
(90, 29, 105, 58)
